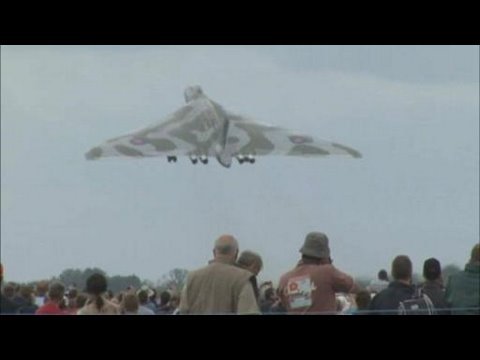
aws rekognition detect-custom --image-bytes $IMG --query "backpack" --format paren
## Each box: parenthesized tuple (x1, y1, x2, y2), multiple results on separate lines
(398, 286, 437, 315)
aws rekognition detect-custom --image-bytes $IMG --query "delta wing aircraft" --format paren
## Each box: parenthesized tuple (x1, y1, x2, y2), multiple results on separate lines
(85, 85, 361, 168)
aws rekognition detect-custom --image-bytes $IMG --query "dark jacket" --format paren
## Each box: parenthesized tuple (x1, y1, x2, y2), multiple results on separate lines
(17, 303, 39, 314)
(421, 281, 450, 315)
(260, 298, 276, 313)
(0, 295, 19, 314)
(235, 264, 260, 303)
(250, 276, 260, 303)
(445, 263, 480, 315)
(369, 281, 415, 315)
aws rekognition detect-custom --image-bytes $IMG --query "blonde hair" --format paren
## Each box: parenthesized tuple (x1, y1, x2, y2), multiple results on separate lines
(122, 293, 139, 313)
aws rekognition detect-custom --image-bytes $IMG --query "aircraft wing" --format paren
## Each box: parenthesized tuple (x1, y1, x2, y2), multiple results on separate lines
(85, 100, 219, 160)
(228, 114, 362, 158)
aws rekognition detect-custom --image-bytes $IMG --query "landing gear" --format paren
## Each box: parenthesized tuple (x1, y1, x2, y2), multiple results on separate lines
(190, 155, 208, 165)
(237, 155, 245, 164)
(167, 156, 177, 163)
(236, 154, 255, 164)
(200, 155, 208, 164)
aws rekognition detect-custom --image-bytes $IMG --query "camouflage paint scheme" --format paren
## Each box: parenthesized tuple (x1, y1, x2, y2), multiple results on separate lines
(85, 86, 362, 168)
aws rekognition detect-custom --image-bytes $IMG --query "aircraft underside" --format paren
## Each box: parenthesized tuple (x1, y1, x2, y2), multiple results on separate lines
(85, 85, 361, 168)
(166, 153, 256, 167)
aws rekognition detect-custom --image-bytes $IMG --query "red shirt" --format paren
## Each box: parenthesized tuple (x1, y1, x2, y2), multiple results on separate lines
(35, 302, 67, 315)
(278, 261, 355, 314)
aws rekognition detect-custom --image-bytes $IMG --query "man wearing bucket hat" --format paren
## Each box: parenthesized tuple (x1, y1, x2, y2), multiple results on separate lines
(278, 232, 359, 314)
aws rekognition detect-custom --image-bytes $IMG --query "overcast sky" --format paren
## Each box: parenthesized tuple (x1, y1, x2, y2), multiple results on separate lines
(1, 45, 478, 284)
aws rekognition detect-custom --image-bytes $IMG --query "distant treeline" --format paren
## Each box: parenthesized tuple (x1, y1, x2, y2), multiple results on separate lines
(54, 268, 142, 293)
(8, 264, 462, 294)
(15, 267, 189, 294)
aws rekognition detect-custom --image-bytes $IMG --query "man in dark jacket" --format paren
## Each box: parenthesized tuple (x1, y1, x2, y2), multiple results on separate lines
(369, 255, 415, 315)
(421, 258, 449, 315)
(445, 244, 480, 315)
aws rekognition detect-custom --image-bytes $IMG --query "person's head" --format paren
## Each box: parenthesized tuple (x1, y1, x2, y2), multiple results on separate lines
(237, 250, 263, 276)
(86, 273, 108, 310)
(86, 273, 107, 296)
(122, 293, 139, 314)
(423, 258, 442, 282)
(20, 285, 35, 304)
(391, 255, 412, 283)
(300, 232, 331, 264)
(378, 269, 389, 281)
(160, 290, 171, 306)
(36, 281, 49, 297)
(67, 288, 78, 300)
(355, 290, 371, 311)
(470, 243, 480, 265)
(213, 234, 239, 262)
(47, 282, 65, 303)
(137, 290, 149, 305)
(2, 282, 16, 298)
(264, 287, 276, 302)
